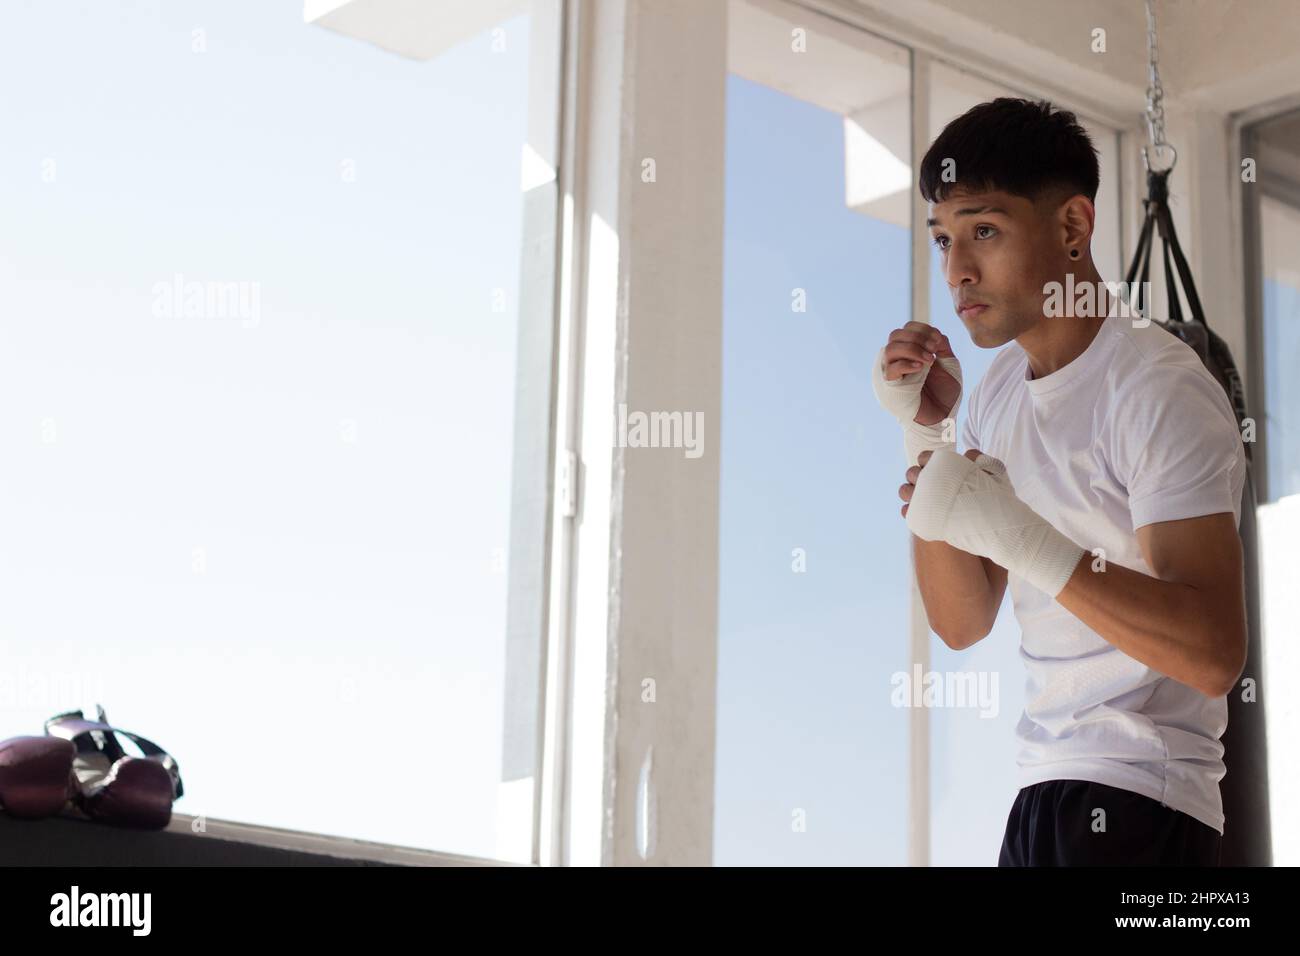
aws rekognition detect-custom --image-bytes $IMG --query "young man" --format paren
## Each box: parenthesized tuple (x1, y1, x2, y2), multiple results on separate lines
(872, 98, 1248, 866)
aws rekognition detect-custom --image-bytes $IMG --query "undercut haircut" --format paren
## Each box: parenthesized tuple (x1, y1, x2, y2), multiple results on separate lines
(919, 97, 1100, 209)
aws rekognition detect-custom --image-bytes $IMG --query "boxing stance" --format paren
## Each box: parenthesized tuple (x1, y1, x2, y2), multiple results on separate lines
(874, 98, 1247, 866)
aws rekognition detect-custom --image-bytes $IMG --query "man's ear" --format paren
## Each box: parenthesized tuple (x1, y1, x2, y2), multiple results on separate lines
(1059, 193, 1095, 253)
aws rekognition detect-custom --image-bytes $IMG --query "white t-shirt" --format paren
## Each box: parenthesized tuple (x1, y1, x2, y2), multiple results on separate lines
(961, 312, 1247, 834)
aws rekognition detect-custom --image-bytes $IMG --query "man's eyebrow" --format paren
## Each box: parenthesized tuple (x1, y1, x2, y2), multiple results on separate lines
(926, 205, 1009, 227)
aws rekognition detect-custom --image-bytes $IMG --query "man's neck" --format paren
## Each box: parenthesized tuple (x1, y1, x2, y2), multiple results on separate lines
(1017, 270, 1110, 379)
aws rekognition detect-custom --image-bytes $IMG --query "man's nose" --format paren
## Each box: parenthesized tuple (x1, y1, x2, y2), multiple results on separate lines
(945, 244, 978, 288)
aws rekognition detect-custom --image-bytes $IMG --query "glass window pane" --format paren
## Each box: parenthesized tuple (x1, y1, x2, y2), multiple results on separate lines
(1260, 194, 1300, 501)
(717, 14, 911, 865)
(0, 0, 553, 860)
(1258, 192, 1300, 868)
(1256, 191, 1300, 864)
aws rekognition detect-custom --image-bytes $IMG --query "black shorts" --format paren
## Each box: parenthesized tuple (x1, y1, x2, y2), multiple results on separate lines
(998, 778, 1222, 866)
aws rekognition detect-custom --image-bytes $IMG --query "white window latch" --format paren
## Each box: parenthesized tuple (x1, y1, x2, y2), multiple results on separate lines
(558, 449, 578, 519)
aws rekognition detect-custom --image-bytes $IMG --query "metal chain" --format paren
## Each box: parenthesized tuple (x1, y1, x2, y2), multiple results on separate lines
(1143, 0, 1175, 170)
(1145, 0, 1165, 146)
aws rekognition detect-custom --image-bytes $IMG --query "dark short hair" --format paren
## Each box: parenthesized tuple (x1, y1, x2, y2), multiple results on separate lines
(918, 97, 1100, 208)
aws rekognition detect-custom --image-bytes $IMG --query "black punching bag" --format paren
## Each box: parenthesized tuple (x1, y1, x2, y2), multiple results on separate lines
(1127, 166, 1272, 865)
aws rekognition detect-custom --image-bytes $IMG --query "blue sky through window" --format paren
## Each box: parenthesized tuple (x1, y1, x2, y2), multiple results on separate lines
(0, 0, 533, 858)
(718, 72, 1030, 866)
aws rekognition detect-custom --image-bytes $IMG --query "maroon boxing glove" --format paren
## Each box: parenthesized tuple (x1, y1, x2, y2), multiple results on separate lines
(45, 708, 183, 831)
(0, 736, 77, 819)
(76, 754, 178, 830)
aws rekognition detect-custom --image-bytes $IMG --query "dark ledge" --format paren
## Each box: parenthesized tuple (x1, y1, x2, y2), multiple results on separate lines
(0, 811, 508, 867)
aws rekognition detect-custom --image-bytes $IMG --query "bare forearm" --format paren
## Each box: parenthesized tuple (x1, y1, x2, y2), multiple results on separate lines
(1056, 555, 1245, 696)
(912, 535, 1000, 647)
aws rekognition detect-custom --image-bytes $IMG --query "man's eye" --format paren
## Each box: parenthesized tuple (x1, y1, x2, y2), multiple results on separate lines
(931, 227, 994, 250)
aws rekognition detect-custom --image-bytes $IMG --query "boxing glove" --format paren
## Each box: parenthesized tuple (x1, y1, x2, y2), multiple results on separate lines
(0, 736, 78, 819)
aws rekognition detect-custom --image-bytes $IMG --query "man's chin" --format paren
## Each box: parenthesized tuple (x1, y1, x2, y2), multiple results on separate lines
(970, 329, 1007, 348)
(963, 315, 1007, 348)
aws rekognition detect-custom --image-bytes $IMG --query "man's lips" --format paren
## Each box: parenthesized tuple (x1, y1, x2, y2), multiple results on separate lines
(957, 303, 988, 318)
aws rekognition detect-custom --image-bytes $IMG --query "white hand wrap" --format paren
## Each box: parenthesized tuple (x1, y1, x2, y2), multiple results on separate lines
(870, 346, 962, 467)
(905, 447, 1086, 598)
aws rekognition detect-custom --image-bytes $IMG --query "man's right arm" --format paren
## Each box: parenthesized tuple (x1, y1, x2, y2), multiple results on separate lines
(911, 535, 1007, 650)
(873, 322, 1005, 648)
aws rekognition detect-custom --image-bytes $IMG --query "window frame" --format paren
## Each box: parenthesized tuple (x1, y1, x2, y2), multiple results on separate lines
(0, 0, 568, 869)
(1240, 105, 1300, 505)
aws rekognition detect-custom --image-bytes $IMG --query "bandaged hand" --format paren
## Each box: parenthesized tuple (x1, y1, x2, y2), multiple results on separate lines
(871, 322, 962, 467)
(905, 447, 1085, 599)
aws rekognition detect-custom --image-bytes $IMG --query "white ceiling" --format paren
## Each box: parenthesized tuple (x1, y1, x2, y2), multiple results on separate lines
(308, 0, 1300, 127)
(845, 0, 1300, 117)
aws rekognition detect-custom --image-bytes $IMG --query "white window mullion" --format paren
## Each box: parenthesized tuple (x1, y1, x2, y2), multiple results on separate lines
(907, 47, 932, 869)
(541, 0, 727, 867)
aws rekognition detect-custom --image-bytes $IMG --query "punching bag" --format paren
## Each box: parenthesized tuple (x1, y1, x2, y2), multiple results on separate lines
(1125, 166, 1272, 866)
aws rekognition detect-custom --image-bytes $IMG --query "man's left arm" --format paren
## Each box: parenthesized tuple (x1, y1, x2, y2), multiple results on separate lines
(1053, 512, 1247, 698)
